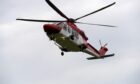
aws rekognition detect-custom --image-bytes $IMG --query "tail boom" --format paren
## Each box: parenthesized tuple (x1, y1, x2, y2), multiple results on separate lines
(82, 43, 114, 60)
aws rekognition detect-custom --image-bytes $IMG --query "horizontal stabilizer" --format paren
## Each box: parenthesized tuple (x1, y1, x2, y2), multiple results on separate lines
(87, 53, 115, 60)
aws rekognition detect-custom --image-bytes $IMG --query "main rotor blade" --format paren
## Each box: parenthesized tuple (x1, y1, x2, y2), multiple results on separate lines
(45, 0, 69, 20)
(75, 2, 116, 21)
(16, 18, 65, 22)
(76, 22, 116, 27)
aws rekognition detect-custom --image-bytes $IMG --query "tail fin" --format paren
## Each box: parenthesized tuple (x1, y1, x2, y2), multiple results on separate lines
(99, 45, 108, 56)
(99, 40, 108, 56)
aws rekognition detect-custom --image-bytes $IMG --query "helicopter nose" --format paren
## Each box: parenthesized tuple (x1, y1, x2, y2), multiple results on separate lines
(43, 24, 61, 34)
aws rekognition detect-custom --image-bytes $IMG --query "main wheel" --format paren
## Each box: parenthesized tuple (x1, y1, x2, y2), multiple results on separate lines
(61, 52, 64, 56)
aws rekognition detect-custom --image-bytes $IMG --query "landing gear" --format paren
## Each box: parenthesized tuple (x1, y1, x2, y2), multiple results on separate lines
(61, 51, 64, 56)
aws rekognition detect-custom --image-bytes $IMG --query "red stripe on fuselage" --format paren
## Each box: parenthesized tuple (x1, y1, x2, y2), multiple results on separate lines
(87, 43, 100, 54)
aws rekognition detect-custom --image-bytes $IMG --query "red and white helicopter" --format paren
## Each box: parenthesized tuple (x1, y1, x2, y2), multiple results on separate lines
(17, 0, 116, 60)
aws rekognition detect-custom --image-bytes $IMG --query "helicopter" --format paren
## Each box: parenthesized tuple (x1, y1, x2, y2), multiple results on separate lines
(16, 0, 116, 60)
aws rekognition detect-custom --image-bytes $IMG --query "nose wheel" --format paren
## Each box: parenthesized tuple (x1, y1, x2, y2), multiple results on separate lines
(61, 51, 64, 56)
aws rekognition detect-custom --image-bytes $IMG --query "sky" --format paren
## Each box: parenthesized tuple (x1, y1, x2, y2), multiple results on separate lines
(0, 0, 140, 84)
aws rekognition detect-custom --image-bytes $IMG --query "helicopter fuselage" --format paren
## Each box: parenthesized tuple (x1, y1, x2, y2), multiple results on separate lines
(43, 22, 87, 52)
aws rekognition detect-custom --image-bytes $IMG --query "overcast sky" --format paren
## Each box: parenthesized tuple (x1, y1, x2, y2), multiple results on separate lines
(0, 0, 140, 84)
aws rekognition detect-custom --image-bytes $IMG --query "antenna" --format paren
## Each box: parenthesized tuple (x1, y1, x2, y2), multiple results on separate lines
(99, 40, 102, 47)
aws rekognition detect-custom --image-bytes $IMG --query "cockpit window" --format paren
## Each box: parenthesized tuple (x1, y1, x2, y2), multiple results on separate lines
(63, 24, 67, 31)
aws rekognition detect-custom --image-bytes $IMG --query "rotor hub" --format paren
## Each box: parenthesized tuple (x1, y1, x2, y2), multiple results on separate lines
(68, 18, 75, 23)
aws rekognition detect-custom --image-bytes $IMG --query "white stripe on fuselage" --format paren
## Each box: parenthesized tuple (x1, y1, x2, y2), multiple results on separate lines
(83, 48, 100, 57)
(48, 22, 85, 52)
